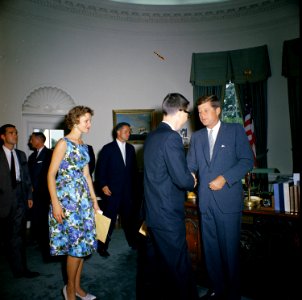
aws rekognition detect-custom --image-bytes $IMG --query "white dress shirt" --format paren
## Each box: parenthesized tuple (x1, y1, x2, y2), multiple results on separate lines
(2, 145, 21, 181)
(116, 139, 126, 165)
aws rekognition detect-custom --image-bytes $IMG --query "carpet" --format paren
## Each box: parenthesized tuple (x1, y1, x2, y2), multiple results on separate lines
(1, 228, 212, 300)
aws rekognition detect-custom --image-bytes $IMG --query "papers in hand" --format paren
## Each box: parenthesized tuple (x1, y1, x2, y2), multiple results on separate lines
(95, 210, 111, 243)
(139, 221, 148, 236)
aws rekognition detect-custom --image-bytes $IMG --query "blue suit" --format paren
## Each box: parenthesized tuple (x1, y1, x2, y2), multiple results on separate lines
(141, 122, 198, 300)
(95, 140, 138, 250)
(187, 122, 254, 299)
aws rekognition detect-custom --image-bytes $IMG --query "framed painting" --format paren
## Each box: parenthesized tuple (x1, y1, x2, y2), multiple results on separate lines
(113, 109, 155, 144)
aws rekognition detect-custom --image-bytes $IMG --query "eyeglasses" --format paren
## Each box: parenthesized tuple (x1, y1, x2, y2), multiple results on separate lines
(179, 109, 191, 117)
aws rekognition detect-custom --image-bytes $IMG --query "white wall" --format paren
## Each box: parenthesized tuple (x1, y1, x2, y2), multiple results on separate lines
(0, 0, 299, 173)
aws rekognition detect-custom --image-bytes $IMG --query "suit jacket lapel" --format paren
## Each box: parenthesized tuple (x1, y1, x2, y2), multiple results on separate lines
(200, 129, 211, 165)
(211, 123, 225, 163)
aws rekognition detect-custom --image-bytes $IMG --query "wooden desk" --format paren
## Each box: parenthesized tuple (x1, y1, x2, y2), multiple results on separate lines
(184, 200, 207, 283)
(240, 208, 301, 298)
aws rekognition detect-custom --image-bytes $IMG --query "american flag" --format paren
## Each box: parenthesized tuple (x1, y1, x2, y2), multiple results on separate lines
(244, 108, 257, 166)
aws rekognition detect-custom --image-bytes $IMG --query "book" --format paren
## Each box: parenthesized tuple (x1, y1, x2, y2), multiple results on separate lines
(283, 181, 293, 213)
(293, 183, 300, 214)
(289, 185, 295, 213)
(273, 181, 285, 212)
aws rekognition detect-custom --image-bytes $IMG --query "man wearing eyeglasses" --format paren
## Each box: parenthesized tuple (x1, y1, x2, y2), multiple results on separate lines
(139, 93, 198, 300)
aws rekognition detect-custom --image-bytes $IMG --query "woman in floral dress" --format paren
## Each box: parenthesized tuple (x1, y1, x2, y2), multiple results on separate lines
(48, 106, 100, 300)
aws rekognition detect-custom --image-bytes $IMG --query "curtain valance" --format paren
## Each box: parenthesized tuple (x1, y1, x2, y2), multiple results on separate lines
(190, 52, 231, 86)
(282, 38, 300, 78)
(190, 45, 271, 86)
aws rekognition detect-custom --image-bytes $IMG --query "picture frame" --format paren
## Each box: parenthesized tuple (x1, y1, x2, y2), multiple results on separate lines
(113, 109, 156, 144)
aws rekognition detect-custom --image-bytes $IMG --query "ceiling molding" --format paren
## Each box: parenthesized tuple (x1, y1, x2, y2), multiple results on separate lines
(25, 0, 296, 23)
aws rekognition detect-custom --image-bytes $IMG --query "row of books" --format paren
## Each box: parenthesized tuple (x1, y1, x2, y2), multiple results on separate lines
(273, 178, 300, 214)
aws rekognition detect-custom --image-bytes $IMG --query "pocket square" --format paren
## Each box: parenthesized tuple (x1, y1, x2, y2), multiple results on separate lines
(221, 145, 226, 148)
(37, 161, 43, 163)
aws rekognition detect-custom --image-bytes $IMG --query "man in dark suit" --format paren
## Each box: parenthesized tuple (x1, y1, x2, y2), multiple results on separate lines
(87, 144, 96, 177)
(95, 122, 138, 256)
(141, 93, 198, 300)
(28, 132, 53, 262)
(0, 124, 40, 278)
(187, 95, 254, 300)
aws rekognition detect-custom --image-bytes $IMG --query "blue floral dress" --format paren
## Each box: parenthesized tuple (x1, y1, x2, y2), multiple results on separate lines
(49, 137, 97, 257)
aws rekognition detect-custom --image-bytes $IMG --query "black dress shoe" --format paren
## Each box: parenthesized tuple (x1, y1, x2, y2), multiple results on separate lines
(98, 249, 110, 257)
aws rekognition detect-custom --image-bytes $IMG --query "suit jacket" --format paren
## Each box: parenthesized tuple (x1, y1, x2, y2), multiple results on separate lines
(0, 147, 33, 218)
(87, 145, 96, 176)
(95, 140, 137, 201)
(28, 147, 52, 207)
(187, 122, 254, 213)
(143, 122, 195, 232)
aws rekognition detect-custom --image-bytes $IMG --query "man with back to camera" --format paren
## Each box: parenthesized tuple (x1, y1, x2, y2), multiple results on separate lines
(187, 95, 254, 300)
(0, 124, 40, 278)
(140, 93, 198, 300)
(95, 122, 138, 257)
(28, 131, 53, 262)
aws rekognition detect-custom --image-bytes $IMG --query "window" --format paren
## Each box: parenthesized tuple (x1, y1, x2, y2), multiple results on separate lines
(221, 82, 243, 124)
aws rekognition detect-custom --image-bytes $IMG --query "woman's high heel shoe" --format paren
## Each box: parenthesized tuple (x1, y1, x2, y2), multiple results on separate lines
(62, 285, 67, 300)
(75, 292, 96, 300)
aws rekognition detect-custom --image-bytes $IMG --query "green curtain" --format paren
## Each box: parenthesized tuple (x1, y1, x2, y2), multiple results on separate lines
(229, 45, 271, 84)
(190, 51, 230, 129)
(237, 82, 268, 168)
(282, 38, 300, 173)
(190, 45, 271, 87)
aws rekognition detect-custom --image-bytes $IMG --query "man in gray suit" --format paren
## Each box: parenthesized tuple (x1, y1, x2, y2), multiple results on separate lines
(187, 95, 254, 300)
(0, 124, 40, 278)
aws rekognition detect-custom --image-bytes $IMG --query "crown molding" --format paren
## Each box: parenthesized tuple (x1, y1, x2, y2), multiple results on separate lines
(23, 0, 297, 23)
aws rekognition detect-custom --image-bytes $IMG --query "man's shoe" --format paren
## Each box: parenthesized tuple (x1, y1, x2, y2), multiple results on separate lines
(98, 249, 110, 257)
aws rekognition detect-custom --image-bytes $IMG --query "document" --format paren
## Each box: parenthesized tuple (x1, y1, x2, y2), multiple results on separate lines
(95, 210, 111, 243)
(139, 221, 148, 236)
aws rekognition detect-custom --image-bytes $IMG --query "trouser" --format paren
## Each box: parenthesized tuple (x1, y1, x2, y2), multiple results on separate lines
(0, 184, 28, 276)
(136, 227, 198, 300)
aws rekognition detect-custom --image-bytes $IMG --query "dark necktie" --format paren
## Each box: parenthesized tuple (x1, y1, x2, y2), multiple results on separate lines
(11, 151, 17, 188)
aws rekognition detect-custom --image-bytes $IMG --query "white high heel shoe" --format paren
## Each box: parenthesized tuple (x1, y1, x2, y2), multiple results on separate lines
(75, 292, 96, 300)
(62, 285, 67, 300)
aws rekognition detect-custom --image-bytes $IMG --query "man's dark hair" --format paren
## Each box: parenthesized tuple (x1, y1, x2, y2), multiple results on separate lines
(113, 122, 131, 139)
(0, 124, 16, 136)
(162, 93, 190, 116)
(196, 95, 221, 109)
(0, 124, 16, 145)
(32, 132, 46, 143)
